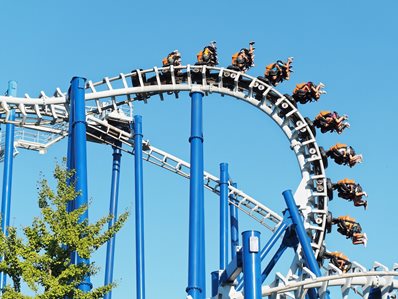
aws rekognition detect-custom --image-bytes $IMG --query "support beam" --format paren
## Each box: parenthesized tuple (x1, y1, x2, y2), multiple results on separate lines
(186, 91, 206, 299)
(134, 115, 146, 299)
(230, 182, 239, 260)
(104, 143, 122, 299)
(242, 230, 262, 299)
(220, 163, 229, 270)
(0, 80, 17, 290)
(69, 76, 92, 292)
(282, 190, 329, 299)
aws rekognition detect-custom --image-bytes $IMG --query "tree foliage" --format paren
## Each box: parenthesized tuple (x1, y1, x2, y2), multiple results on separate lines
(0, 163, 129, 298)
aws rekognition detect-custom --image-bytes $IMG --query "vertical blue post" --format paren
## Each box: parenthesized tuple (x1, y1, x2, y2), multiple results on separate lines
(66, 86, 75, 215)
(242, 230, 262, 299)
(230, 182, 239, 260)
(186, 91, 206, 299)
(211, 271, 220, 297)
(104, 144, 122, 299)
(237, 221, 290, 290)
(0, 80, 17, 290)
(134, 115, 145, 299)
(283, 190, 329, 299)
(219, 163, 229, 270)
(69, 76, 92, 292)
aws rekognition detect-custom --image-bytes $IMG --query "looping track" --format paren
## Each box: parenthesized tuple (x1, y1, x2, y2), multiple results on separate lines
(1, 64, 396, 297)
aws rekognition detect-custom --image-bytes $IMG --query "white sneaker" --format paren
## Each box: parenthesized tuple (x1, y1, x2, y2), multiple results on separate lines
(363, 233, 368, 247)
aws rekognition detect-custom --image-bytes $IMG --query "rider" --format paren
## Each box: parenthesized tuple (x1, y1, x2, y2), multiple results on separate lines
(162, 50, 182, 68)
(314, 111, 350, 134)
(325, 251, 352, 273)
(292, 81, 326, 104)
(230, 41, 255, 73)
(196, 41, 218, 66)
(264, 57, 293, 86)
(326, 143, 363, 167)
(333, 178, 368, 209)
(332, 216, 368, 246)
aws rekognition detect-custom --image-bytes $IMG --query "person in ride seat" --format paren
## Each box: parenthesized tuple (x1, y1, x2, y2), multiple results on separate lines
(325, 251, 352, 273)
(333, 178, 368, 209)
(196, 41, 218, 66)
(333, 216, 367, 246)
(314, 111, 350, 134)
(292, 81, 326, 104)
(264, 57, 293, 86)
(162, 50, 182, 67)
(230, 41, 255, 72)
(326, 143, 363, 167)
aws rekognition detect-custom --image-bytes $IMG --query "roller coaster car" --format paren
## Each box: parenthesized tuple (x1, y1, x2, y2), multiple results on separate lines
(105, 109, 132, 132)
(276, 94, 297, 118)
(325, 211, 333, 233)
(336, 184, 364, 201)
(190, 65, 219, 85)
(131, 69, 151, 101)
(219, 65, 253, 93)
(312, 146, 329, 175)
(314, 117, 350, 134)
(297, 117, 316, 141)
(327, 149, 362, 168)
(293, 82, 325, 105)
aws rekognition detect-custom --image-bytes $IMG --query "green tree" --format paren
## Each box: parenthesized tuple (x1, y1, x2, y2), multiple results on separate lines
(0, 163, 129, 299)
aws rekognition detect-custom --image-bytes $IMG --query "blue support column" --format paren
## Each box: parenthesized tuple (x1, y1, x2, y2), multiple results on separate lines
(186, 91, 206, 299)
(0, 80, 17, 290)
(242, 230, 262, 299)
(219, 163, 229, 270)
(230, 182, 239, 260)
(237, 221, 290, 290)
(134, 115, 146, 299)
(283, 190, 329, 299)
(69, 77, 92, 292)
(211, 271, 220, 297)
(66, 87, 75, 214)
(104, 143, 122, 299)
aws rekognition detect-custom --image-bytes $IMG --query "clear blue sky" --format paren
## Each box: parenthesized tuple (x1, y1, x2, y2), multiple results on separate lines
(1, 0, 397, 297)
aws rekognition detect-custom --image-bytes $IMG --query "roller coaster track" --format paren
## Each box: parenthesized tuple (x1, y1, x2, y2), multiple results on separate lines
(2, 65, 395, 298)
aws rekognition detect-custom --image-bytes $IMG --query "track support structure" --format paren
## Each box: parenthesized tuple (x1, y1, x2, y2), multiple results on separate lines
(230, 182, 240, 260)
(134, 115, 146, 299)
(0, 80, 17, 290)
(282, 189, 330, 299)
(220, 162, 229, 270)
(187, 91, 206, 299)
(67, 76, 92, 292)
(242, 230, 262, 299)
(104, 143, 122, 299)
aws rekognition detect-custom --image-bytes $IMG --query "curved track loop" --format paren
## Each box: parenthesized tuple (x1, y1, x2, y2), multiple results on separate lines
(0, 65, 328, 257)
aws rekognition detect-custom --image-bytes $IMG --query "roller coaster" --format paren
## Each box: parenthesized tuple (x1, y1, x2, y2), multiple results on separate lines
(0, 50, 397, 299)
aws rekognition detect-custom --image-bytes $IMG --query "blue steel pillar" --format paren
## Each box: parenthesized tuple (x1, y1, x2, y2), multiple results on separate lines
(219, 163, 229, 270)
(230, 182, 239, 260)
(0, 80, 17, 290)
(186, 91, 206, 299)
(134, 115, 145, 299)
(104, 143, 122, 299)
(237, 220, 291, 290)
(69, 77, 92, 292)
(283, 190, 329, 299)
(242, 231, 262, 299)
